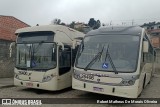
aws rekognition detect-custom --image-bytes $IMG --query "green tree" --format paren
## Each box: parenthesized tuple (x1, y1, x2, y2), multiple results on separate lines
(88, 18, 101, 29)
(94, 20, 101, 29)
(88, 18, 96, 28)
(51, 18, 61, 25)
(69, 21, 75, 28)
(75, 27, 83, 32)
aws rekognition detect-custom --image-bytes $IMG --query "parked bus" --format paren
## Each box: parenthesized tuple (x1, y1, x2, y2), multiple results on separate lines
(72, 26, 156, 98)
(13, 25, 84, 91)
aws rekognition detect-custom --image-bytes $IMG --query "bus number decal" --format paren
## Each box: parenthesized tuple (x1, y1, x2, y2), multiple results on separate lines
(79, 73, 94, 80)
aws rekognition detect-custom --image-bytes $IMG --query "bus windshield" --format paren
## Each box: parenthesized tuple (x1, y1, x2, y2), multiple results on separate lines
(16, 31, 56, 70)
(16, 42, 56, 70)
(75, 35, 140, 72)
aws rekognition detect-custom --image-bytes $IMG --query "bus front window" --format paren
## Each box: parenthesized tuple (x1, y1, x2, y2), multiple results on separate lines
(16, 43, 56, 70)
(75, 35, 140, 72)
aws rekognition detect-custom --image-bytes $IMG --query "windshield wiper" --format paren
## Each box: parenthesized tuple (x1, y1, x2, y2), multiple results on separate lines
(76, 40, 84, 59)
(32, 41, 44, 53)
(31, 42, 44, 68)
(84, 45, 105, 71)
(104, 45, 118, 74)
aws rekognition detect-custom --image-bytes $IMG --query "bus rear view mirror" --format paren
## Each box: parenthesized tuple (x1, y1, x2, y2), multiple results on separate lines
(143, 41, 149, 53)
(57, 42, 64, 50)
(72, 40, 76, 49)
(72, 39, 82, 49)
(9, 42, 15, 57)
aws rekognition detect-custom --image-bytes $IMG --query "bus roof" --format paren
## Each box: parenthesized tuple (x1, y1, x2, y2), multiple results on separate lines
(15, 25, 84, 40)
(16, 25, 77, 33)
(86, 26, 143, 36)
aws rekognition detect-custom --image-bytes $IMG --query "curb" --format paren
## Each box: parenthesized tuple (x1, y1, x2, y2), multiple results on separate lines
(0, 85, 15, 89)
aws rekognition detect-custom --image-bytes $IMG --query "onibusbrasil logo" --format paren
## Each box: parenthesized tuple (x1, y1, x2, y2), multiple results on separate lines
(2, 99, 42, 105)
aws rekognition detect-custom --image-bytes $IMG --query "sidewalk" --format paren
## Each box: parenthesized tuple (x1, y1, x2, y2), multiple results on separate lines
(0, 77, 14, 87)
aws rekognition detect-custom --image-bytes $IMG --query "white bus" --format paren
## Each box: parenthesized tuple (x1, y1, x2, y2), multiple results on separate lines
(13, 25, 84, 91)
(72, 26, 156, 98)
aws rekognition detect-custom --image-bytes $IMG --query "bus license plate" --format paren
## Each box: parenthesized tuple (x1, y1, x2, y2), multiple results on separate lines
(93, 87, 104, 92)
(26, 82, 33, 87)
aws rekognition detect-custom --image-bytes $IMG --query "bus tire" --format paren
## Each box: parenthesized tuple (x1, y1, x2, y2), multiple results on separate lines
(148, 75, 151, 84)
(148, 72, 152, 84)
(148, 80, 150, 84)
(143, 75, 146, 89)
(138, 93, 141, 97)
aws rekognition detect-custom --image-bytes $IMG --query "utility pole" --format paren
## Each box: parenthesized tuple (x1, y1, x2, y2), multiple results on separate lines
(132, 19, 134, 26)
(110, 21, 112, 26)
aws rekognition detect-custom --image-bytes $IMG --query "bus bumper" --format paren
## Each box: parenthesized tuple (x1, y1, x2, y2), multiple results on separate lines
(72, 78, 139, 98)
(14, 78, 58, 91)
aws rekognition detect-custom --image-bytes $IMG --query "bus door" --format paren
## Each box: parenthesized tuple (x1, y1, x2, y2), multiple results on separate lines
(58, 46, 72, 87)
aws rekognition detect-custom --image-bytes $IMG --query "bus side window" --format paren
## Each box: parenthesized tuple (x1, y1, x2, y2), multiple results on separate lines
(143, 36, 153, 63)
(59, 46, 71, 75)
(72, 45, 79, 66)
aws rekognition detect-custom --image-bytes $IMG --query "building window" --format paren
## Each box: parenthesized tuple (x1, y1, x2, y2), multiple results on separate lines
(151, 27, 154, 30)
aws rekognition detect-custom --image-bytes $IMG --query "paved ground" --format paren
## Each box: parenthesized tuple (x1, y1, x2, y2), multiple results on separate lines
(0, 72, 160, 107)
(0, 78, 13, 87)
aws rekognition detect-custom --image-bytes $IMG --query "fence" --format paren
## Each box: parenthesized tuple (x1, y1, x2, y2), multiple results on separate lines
(155, 49, 160, 73)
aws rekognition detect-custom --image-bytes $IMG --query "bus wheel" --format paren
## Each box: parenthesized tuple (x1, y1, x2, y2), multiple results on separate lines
(148, 76, 151, 84)
(138, 93, 141, 97)
(148, 72, 152, 84)
(143, 75, 146, 89)
(148, 80, 150, 84)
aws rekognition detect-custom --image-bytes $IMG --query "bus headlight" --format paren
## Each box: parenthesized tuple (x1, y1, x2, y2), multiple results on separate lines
(42, 74, 54, 82)
(121, 80, 135, 86)
(15, 74, 19, 79)
(122, 80, 128, 85)
(128, 80, 134, 85)
(73, 70, 80, 79)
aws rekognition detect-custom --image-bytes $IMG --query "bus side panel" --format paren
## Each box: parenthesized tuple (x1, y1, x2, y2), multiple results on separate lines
(72, 76, 139, 98)
(57, 70, 72, 90)
(138, 32, 154, 96)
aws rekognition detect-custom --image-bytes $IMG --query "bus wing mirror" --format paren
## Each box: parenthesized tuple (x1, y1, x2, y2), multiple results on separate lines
(72, 39, 82, 49)
(9, 42, 15, 57)
(143, 41, 149, 53)
(57, 42, 64, 50)
(72, 40, 76, 49)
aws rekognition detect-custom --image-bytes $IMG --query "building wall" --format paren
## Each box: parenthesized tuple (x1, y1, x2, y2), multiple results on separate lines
(144, 24, 160, 49)
(156, 49, 160, 72)
(151, 37, 160, 48)
(0, 40, 15, 78)
(0, 16, 29, 78)
(154, 24, 160, 29)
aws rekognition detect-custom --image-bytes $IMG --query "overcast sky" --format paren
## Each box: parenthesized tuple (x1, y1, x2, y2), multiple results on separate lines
(1, 0, 160, 26)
